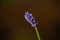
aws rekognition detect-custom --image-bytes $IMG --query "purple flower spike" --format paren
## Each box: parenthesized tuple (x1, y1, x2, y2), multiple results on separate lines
(24, 12, 38, 27)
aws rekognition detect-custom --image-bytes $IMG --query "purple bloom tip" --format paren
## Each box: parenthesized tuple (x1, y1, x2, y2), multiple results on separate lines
(24, 12, 38, 27)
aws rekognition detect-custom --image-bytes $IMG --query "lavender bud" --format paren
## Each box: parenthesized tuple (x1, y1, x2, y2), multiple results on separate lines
(24, 12, 38, 27)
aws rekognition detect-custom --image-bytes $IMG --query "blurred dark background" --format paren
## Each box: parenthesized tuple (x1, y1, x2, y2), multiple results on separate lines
(0, 0, 60, 40)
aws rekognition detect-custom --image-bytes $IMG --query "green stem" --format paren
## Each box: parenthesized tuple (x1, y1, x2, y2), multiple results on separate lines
(34, 27, 41, 40)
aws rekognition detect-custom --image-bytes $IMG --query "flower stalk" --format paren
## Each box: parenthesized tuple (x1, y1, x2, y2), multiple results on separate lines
(24, 12, 41, 40)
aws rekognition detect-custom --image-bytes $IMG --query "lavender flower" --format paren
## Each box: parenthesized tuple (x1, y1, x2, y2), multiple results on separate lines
(24, 12, 38, 27)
